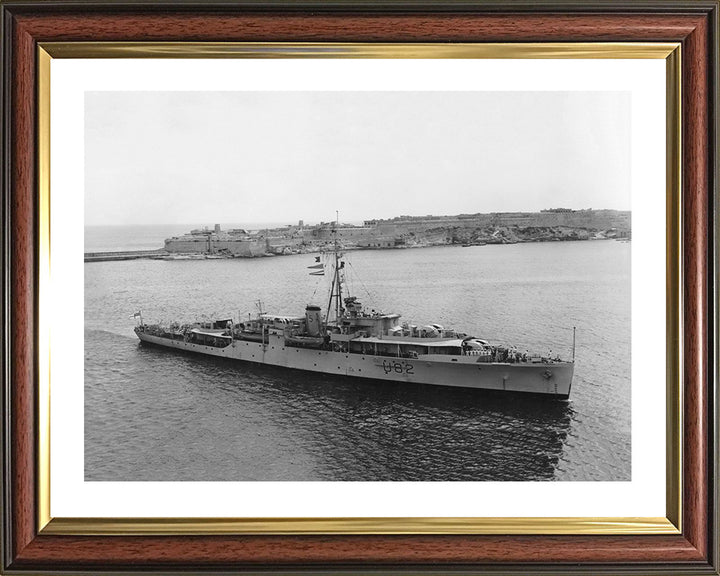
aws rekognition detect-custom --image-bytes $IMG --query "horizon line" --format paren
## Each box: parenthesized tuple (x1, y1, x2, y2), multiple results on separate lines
(85, 207, 632, 228)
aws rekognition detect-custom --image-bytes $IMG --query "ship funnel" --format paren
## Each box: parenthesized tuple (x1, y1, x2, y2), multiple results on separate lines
(305, 305, 322, 336)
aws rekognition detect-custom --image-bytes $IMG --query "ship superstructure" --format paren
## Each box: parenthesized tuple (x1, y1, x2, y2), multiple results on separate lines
(134, 222, 575, 398)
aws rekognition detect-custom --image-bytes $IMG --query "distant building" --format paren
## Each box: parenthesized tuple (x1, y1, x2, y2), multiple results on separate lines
(165, 209, 631, 256)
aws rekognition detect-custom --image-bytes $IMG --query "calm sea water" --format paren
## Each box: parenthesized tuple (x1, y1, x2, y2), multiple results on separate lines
(85, 229, 631, 481)
(85, 222, 323, 252)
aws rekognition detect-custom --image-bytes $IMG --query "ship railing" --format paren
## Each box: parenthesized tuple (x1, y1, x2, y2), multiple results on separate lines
(463, 349, 492, 357)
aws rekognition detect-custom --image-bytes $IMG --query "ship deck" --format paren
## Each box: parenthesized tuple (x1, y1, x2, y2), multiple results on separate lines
(351, 336, 464, 347)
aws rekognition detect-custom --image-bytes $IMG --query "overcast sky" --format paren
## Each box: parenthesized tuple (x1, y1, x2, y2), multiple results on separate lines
(85, 91, 631, 226)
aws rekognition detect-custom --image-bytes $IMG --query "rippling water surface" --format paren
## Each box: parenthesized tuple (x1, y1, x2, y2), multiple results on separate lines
(85, 238, 631, 481)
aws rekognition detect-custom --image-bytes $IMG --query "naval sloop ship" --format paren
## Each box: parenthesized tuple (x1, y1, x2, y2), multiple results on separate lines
(134, 239, 575, 399)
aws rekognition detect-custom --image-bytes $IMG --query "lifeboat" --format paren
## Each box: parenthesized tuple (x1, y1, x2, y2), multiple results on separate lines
(284, 335, 325, 349)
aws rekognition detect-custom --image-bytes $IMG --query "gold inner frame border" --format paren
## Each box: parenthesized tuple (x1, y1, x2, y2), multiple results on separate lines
(36, 41, 682, 536)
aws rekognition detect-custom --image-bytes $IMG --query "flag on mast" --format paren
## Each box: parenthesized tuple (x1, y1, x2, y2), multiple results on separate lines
(309, 257, 324, 275)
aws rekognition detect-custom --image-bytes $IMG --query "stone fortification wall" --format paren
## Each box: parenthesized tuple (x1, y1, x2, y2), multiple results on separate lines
(165, 235, 265, 257)
(494, 209, 630, 230)
(380, 209, 630, 234)
(213, 239, 266, 257)
(164, 209, 630, 257)
(312, 226, 375, 241)
(164, 237, 210, 252)
(357, 236, 401, 248)
(265, 236, 306, 255)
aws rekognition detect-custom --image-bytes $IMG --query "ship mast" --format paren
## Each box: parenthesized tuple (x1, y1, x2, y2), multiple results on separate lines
(324, 211, 344, 326)
(334, 211, 343, 322)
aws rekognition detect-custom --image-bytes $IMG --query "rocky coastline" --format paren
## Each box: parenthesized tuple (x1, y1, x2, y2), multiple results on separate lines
(85, 209, 631, 262)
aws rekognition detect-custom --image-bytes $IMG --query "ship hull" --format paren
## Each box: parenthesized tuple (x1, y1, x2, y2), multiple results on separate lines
(136, 332, 573, 398)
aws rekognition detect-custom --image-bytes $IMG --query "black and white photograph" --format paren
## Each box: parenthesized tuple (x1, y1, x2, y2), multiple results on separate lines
(7, 1, 719, 571)
(83, 89, 632, 483)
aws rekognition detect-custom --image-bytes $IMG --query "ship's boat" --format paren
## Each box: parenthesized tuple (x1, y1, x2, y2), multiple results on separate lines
(134, 221, 575, 398)
(284, 335, 326, 349)
(237, 331, 265, 342)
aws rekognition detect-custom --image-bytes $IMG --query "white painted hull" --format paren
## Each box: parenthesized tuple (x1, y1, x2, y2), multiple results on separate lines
(136, 332, 573, 398)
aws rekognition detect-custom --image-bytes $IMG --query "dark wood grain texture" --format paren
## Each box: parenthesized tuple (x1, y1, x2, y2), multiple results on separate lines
(9, 12, 710, 42)
(1, 2, 717, 574)
(682, 12, 710, 560)
(9, 10, 37, 565)
(9, 534, 709, 566)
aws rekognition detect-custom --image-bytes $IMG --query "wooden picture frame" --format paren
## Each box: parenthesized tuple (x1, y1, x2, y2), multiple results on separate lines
(1, 1, 717, 573)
